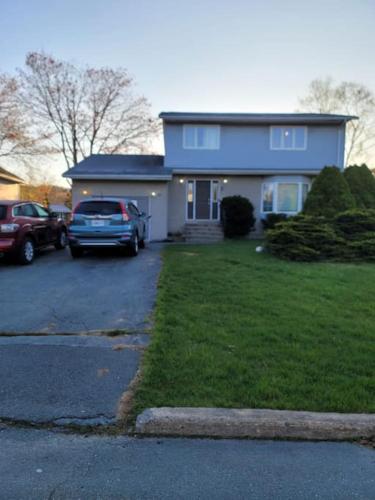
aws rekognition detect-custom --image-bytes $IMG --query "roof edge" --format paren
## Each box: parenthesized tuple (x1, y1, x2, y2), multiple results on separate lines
(63, 173, 172, 181)
(159, 112, 358, 124)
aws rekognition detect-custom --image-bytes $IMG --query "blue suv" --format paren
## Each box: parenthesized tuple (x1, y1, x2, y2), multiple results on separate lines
(68, 198, 148, 258)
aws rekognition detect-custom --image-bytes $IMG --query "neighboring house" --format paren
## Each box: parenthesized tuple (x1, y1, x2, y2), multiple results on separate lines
(0, 166, 25, 200)
(63, 112, 356, 241)
(49, 204, 71, 221)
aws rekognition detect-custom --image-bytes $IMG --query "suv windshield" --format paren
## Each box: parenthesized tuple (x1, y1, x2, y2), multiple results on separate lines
(0, 205, 7, 220)
(75, 201, 122, 216)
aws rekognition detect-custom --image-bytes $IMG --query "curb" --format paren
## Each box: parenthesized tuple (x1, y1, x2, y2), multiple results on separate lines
(135, 407, 375, 440)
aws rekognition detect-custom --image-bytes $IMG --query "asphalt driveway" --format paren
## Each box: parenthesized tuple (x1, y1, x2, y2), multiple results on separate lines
(0, 334, 148, 425)
(0, 244, 162, 334)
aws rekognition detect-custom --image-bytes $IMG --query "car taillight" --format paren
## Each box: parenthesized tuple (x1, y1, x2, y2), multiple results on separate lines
(0, 223, 19, 233)
(120, 202, 130, 222)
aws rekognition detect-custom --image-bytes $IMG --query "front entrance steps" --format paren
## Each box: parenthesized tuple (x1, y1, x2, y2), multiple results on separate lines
(183, 222, 224, 243)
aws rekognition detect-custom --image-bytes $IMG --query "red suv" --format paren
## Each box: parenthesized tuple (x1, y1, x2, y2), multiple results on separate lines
(0, 201, 68, 264)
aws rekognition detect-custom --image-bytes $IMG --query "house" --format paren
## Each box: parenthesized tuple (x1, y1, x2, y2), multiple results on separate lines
(0, 166, 25, 200)
(63, 112, 356, 241)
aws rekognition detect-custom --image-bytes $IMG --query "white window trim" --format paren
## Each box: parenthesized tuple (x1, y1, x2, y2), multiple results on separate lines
(261, 181, 310, 215)
(183, 125, 221, 150)
(270, 126, 308, 151)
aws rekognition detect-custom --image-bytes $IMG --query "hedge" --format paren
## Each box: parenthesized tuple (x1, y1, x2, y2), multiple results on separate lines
(266, 210, 375, 262)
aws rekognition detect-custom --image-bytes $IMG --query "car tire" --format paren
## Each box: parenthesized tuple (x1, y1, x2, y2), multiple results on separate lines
(70, 246, 83, 258)
(55, 229, 67, 250)
(128, 233, 139, 257)
(18, 237, 35, 265)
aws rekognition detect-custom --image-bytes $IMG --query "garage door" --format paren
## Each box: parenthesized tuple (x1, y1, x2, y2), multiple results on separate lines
(92, 195, 150, 241)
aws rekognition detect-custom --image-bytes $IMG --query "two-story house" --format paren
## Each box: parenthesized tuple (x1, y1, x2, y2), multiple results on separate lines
(64, 112, 356, 241)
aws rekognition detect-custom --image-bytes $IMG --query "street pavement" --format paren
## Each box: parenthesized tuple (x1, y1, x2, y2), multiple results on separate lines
(0, 429, 374, 499)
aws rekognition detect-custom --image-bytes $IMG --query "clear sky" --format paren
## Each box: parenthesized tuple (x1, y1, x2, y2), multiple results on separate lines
(1, 0, 374, 179)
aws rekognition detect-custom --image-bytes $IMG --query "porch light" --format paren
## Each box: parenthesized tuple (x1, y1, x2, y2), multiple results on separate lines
(223, 179, 228, 184)
(82, 189, 88, 195)
(179, 178, 184, 184)
(151, 191, 157, 197)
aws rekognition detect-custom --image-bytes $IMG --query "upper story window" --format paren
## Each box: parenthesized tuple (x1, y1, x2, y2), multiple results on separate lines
(270, 126, 307, 151)
(183, 125, 220, 150)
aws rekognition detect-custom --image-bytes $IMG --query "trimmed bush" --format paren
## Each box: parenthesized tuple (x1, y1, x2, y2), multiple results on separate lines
(266, 209, 375, 262)
(266, 215, 343, 261)
(334, 209, 375, 239)
(303, 166, 355, 218)
(221, 196, 255, 238)
(344, 164, 375, 209)
(261, 213, 288, 230)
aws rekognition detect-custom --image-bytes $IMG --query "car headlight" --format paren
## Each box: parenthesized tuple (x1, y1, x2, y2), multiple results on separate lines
(0, 223, 19, 233)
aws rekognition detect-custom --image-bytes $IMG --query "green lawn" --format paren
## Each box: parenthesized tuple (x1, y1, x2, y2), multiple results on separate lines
(134, 241, 375, 414)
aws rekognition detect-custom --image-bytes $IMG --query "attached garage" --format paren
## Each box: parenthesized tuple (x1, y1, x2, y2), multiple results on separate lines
(0, 167, 25, 200)
(64, 155, 171, 241)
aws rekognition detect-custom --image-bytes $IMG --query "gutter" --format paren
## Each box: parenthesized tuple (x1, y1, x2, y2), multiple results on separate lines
(171, 169, 322, 176)
(63, 174, 172, 181)
(0, 173, 25, 184)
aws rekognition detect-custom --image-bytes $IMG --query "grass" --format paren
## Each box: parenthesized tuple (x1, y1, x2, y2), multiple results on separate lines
(133, 241, 375, 414)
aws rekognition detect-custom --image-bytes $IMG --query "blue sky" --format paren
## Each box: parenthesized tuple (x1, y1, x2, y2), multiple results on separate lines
(1, 0, 374, 181)
(2, 0, 374, 115)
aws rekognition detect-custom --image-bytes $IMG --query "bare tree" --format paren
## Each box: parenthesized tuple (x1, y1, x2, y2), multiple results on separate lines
(0, 74, 43, 161)
(298, 77, 375, 165)
(19, 52, 160, 169)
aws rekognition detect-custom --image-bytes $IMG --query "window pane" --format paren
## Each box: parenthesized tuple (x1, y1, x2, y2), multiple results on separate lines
(212, 203, 218, 220)
(184, 126, 195, 148)
(22, 204, 36, 217)
(295, 128, 306, 149)
(75, 201, 122, 215)
(271, 127, 282, 149)
(262, 183, 274, 212)
(277, 184, 298, 212)
(283, 127, 293, 149)
(34, 204, 49, 217)
(196, 127, 205, 147)
(205, 127, 219, 148)
(187, 181, 194, 203)
(212, 181, 219, 202)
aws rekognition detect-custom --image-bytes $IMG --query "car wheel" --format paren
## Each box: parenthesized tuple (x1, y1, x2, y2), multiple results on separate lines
(129, 233, 139, 257)
(70, 246, 83, 258)
(55, 229, 67, 250)
(18, 237, 35, 265)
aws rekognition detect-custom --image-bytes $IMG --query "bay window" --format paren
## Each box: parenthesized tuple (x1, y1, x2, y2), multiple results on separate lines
(262, 181, 310, 214)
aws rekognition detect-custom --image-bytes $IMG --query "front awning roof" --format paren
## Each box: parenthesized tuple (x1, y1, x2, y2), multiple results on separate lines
(63, 154, 172, 181)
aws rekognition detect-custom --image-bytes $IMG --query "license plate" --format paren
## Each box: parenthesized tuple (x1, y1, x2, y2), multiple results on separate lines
(91, 220, 105, 227)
